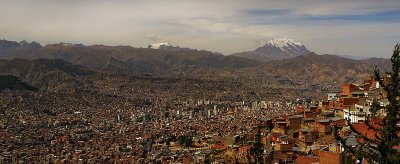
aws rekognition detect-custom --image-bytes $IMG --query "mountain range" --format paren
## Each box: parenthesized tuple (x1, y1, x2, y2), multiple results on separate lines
(0, 42, 260, 76)
(0, 39, 42, 57)
(0, 38, 391, 99)
(0, 58, 98, 91)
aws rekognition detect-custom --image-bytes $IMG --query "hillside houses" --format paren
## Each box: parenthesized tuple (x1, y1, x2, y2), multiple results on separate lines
(241, 75, 391, 164)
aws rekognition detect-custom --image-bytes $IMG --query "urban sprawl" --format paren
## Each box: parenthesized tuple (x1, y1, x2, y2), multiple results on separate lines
(0, 74, 391, 163)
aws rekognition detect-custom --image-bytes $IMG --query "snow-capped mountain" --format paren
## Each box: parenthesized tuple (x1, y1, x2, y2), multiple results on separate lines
(266, 38, 307, 52)
(231, 38, 311, 62)
(147, 42, 195, 51)
(148, 42, 172, 49)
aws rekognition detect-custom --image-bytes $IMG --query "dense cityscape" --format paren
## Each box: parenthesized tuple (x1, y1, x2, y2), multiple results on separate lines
(0, 71, 394, 163)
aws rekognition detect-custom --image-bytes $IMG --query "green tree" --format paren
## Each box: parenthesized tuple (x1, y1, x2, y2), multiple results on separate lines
(369, 99, 381, 118)
(340, 148, 356, 164)
(251, 129, 264, 164)
(178, 135, 193, 148)
(185, 136, 193, 147)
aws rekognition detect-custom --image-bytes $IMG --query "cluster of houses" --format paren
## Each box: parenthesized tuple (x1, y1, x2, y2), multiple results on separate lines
(227, 75, 389, 164)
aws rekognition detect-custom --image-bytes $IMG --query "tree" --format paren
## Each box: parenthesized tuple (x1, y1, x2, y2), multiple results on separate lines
(250, 129, 264, 164)
(204, 157, 212, 164)
(178, 135, 193, 148)
(340, 148, 356, 164)
(185, 136, 193, 147)
(369, 99, 381, 118)
(336, 44, 400, 163)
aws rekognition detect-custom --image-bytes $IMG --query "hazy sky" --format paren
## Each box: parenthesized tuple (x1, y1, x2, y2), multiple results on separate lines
(0, 0, 399, 57)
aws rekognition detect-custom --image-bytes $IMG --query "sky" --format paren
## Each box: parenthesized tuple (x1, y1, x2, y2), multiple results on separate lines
(0, 0, 399, 58)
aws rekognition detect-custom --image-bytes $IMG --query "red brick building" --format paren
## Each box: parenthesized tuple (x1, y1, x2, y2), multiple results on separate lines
(341, 84, 361, 97)
(296, 155, 319, 164)
(317, 119, 332, 134)
(339, 97, 360, 109)
(286, 115, 303, 130)
(319, 150, 340, 164)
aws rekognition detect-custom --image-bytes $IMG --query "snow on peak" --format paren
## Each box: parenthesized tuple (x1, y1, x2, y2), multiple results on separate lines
(148, 42, 172, 49)
(267, 38, 304, 51)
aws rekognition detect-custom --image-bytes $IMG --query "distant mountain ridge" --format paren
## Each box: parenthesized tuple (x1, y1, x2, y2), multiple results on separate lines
(231, 38, 311, 62)
(0, 40, 260, 76)
(0, 58, 98, 90)
(265, 53, 391, 83)
(0, 39, 391, 80)
(0, 39, 42, 57)
(0, 38, 393, 99)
